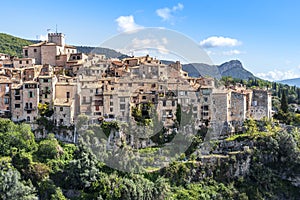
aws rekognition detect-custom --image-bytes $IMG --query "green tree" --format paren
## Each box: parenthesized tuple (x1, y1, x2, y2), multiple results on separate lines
(64, 143, 99, 189)
(36, 134, 63, 163)
(0, 161, 37, 200)
(281, 90, 289, 113)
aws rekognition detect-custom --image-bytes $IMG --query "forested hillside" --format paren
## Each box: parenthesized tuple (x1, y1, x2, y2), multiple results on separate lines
(0, 33, 33, 57)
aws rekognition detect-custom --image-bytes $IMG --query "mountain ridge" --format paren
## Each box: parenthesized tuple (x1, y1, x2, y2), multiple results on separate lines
(278, 77, 300, 87)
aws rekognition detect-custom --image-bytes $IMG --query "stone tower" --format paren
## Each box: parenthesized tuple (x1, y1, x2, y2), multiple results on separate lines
(48, 33, 65, 46)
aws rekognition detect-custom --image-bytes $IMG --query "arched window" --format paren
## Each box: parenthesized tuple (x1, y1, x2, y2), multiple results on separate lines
(27, 116, 30, 122)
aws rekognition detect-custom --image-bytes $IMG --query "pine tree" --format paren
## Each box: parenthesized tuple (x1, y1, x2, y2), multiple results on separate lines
(281, 90, 289, 113)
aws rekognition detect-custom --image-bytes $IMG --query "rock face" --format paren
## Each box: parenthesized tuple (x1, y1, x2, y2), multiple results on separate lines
(218, 60, 255, 80)
(182, 60, 256, 80)
(183, 63, 221, 79)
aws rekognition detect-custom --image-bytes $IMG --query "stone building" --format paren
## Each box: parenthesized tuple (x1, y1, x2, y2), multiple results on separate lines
(250, 89, 272, 120)
(13, 58, 35, 68)
(0, 78, 11, 118)
(38, 65, 57, 107)
(53, 76, 77, 126)
(22, 33, 77, 66)
(11, 83, 23, 122)
(22, 81, 39, 122)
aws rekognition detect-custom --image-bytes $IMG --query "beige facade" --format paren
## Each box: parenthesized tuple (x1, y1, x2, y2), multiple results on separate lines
(0, 80, 11, 118)
(13, 58, 35, 68)
(11, 84, 23, 122)
(53, 77, 77, 126)
(22, 82, 39, 122)
(38, 64, 57, 107)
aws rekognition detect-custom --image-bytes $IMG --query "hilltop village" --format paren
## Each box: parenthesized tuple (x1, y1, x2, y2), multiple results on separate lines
(0, 33, 272, 143)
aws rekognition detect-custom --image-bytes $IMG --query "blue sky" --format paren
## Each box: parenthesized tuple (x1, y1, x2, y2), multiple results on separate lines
(2, 0, 300, 81)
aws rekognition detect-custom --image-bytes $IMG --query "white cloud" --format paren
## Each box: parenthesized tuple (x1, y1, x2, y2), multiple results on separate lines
(223, 49, 242, 56)
(156, 3, 184, 21)
(131, 38, 169, 54)
(38, 35, 47, 41)
(256, 69, 300, 81)
(115, 15, 143, 32)
(200, 36, 241, 48)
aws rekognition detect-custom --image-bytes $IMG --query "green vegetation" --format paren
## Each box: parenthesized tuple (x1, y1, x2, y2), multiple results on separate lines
(0, 117, 299, 199)
(0, 33, 33, 57)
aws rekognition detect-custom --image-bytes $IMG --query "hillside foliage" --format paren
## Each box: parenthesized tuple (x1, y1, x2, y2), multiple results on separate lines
(0, 33, 33, 57)
(0, 118, 299, 199)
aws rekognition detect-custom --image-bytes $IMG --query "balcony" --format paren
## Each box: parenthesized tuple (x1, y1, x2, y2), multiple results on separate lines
(94, 100, 103, 106)
(24, 106, 36, 111)
(41, 89, 51, 94)
(167, 114, 173, 118)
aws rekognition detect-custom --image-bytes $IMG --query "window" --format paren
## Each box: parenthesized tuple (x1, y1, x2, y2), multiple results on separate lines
(203, 105, 209, 111)
(120, 97, 125, 103)
(27, 116, 30, 122)
(43, 79, 49, 83)
(128, 83, 132, 87)
(15, 90, 20, 95)
(29, 103, 32, 108)
(120, 104, 125, 110)
(83, 96, 86, 103)
(29, 91, 33, 98)
(4, 98, 9, 104)
(26, 60, 29, 64)
(60, 107, 63, 111)
(172, 101, 176, 106)
(163, 100, 166, 107)
(142, 96, 147, 100)
(24, 50, 28, 56)
(110, 107, 113, 112)
(15, 96, 21, 100)
(34, 49, 37, 52)
(45, 94, 48, 98)
(110, 101, 113, 106)
(90, 96, 92, 102)
(60, 119, 64, 124)
(204, 97, 208, 102)
(19, 60, 22, 64)
(95, 105, 99, 111)
(15, 104, 20, 108)
(66, 92, 70, 99)
(110, 95, 113, 99)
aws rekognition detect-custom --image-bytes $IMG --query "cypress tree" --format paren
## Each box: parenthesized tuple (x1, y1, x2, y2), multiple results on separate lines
(281, 90, 289, 113)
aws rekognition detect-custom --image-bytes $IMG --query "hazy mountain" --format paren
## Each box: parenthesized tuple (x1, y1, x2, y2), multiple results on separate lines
(76, 46, 126, 59)
(278, 78, 300, 87)
(183, 60, 256, 80)
(183, 63, 221, 78)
